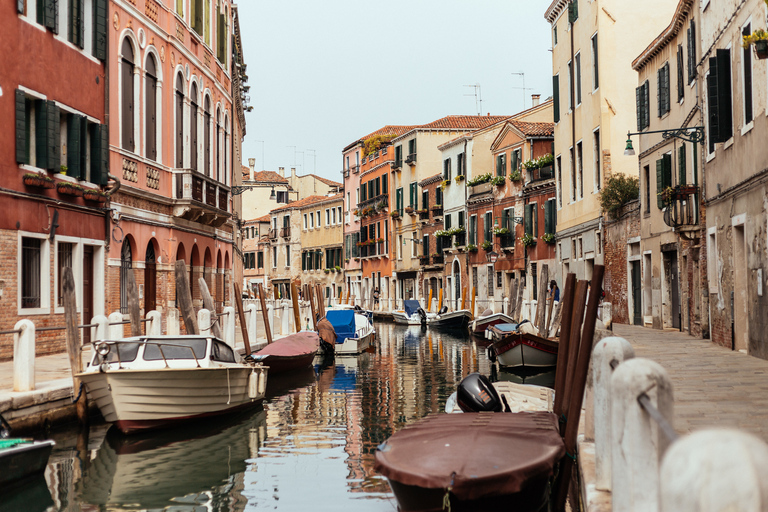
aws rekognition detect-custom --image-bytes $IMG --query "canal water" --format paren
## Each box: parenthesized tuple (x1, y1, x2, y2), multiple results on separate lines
(21, 322, 551, 512)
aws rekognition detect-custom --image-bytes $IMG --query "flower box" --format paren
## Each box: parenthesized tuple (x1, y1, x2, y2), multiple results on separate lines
(756, 39, 768, 59)
(83, 189, 106, 203)
(490, 176, 506, 187)
(390, 210, 401, 219)
(466, 244, 478, 253)
(56, 181, 84, 197)
(22, 173, 54, 188)
(405, 206, 415, 214)
(481, 241, 493, 251)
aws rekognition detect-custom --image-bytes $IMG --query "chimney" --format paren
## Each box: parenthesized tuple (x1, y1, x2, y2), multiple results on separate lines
(248, 158, 255, 180)
(532, 94, 541, 107)
(291, 167, 297, 180)
(278, 167, 285, 177)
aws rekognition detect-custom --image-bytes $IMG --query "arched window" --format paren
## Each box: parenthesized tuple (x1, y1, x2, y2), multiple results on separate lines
(190, 83, 198, 170)
(175, 74, 185, 168)
(216, 109, 221, 182)
(121, 39, 135, 152)
(204, 96, 211, 176)
(120, 240, 132, 313)
(146, 55, 158, 161)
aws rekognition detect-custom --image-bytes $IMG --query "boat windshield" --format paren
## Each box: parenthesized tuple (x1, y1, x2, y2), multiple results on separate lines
(211, 340, 236, 362)
(143, 338, 207, 361)
(101, 342, 140, 363)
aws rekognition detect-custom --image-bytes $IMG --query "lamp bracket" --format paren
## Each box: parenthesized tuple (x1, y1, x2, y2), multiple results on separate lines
(626, 126, 705, 145)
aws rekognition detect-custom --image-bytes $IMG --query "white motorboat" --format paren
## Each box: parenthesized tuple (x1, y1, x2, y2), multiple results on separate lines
(77, 335, 269, 434)
(324, 309, 376, 354)
(445, 381, 554, 414)
(469, 310, 516, 339)
(326, 303, 373, 322)
(391, 300, 436, 325)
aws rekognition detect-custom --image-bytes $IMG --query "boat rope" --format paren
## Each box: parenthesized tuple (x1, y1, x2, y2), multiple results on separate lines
(565, 450, 577, 461)
(71, 382, 84, 403)
(226, 368, 231, 405)
(442, 472, 456, 511)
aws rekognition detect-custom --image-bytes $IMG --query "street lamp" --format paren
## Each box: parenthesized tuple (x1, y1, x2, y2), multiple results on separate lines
(623, 126, 705, 156)
(486, 250, 499, 263)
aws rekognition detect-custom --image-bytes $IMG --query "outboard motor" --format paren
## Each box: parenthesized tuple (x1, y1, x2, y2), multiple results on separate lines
(417, 307, 428, 326)
(438, 306, 448, 315)
(456, 373, 502, 413)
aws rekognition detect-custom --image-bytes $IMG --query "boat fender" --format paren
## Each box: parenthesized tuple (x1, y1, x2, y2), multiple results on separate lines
(456, 373, 502, 413)
(487, 346, 497, 363)
(258, 368, 267, 395)
(248, 369, 259, 399)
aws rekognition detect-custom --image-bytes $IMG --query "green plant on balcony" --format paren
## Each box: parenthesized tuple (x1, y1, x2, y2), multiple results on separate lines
(59, 165, 68, 175)
(353, 209, 361, 217)
(377, 201, 388, 211)
(454, 174, 465, 183)
(600, 174, 640, 219)
(467, 173, 492, 187)
(481, 240, 493, 251)
(542, 232, 556, 244)
(431, 204, 443, 211)
(743, 28, 768, 58)
(447, 226, 465, 236)
(466, 244, 478, 252)
(509, 170, 523, 182)
(440, 179, 451, 191)
(490, 175, 506, 186)
(416, 208, 428, 214)
(335, 265, 342, 272)
(362, 134, 394, 157)
(521, 233, 537, 247)
(434, 229, 451, 238)
(390, 210, 401, 219)
(493, 227, 510, 236)
(523, 153, 554, 170)
(324, 269, 330, 274)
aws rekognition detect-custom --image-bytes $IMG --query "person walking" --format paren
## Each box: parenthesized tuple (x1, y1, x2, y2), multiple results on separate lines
(373, 287, 381, 308)
(549, 280, 560, 303)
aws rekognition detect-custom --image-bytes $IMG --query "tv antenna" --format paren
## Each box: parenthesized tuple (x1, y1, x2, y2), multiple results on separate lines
(464, 84, 483, 115)
(511, 72, 534, 110)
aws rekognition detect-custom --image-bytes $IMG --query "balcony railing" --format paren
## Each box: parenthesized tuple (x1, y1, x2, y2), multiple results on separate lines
(358, 239, 389, 258)
(432, 253, 444, 265)
(526, 165, 555, 185)
(499, 234, 515, 248)
(357, 193, 389, 212)
(405, 153, 417, 165)
(173, 168, 230, 227)
(268, 228, 278, 240)
(280, 226, 291, 239)
(454, 232, 466, 247)
(662, 184, 700, 228)
(419, 210, 430, 221)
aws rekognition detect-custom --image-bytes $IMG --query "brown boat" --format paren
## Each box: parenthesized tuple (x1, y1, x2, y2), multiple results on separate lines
(249, 332, 319, 374)
(489, 324, 559, 368)
(374, 412, 565, 512)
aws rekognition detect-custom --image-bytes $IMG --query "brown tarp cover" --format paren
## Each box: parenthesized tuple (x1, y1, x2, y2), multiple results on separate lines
(374, 411, 564, 501)
(254, 332, 318, 356)
(316, 318, 337, 346)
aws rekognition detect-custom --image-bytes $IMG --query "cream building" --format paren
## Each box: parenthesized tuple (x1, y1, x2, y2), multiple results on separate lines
(545, 0, 677, 280)
(298, 194, 345, 302)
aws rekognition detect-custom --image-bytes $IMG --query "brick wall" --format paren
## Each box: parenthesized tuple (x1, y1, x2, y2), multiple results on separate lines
(603, 201, 640, 325)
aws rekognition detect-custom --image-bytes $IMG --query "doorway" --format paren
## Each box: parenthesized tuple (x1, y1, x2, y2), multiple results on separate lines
(83, 246, 94, 344)
(733, 224, 748, 351)
(663, 250, 680, 329)
(145, 243, 157, 313)
(453, 260, 461, 310)
(631, 260, 642, 325)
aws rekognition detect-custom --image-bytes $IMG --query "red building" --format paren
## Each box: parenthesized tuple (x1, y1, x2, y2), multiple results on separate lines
(1, 0, 110, 358)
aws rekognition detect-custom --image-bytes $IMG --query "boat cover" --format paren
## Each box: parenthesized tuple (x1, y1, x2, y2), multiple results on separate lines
(374, 411, 565, 501)
(403, 300, 421, 318)
(253, 332, 319, 356)
(491, 323, 518, 333)
(326, 310, 356, 342)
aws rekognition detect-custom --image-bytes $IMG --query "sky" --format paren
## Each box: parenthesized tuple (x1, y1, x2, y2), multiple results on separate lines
(237, 0, 554, 182)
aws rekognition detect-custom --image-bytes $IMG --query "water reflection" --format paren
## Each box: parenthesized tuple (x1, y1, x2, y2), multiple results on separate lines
(43, 322, 491, 511)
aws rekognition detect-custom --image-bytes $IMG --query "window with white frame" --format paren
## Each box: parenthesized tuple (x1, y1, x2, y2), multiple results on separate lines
(303, 214, 308, 230)
(591, 33, 599, 90)
(576, 141, 584, 199)
(316, 211, 321, 227)
(575, 52, 582, 106)
(272, 246, 277, 268)
(593, 129, 601, 191)
(326, 209, 330, 225)
(19, 234, 50, 314)
(742, 20, 753, 126)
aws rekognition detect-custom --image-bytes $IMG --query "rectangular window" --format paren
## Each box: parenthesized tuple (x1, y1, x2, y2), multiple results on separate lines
(656, 153, 672, 209)
(272, 247, 277, 268)
(636, 80, 650, 131)
(484, 212, 492, 242)
(556, 155, 562, 207)
(257, 251, 264, 268)
(577, 142, 583, 199)
(496, 153, 506, 176)
(742, 23, 753, 125)
(568, 60, 573, 110)
(554, 25, 558, 46)
(408, 139, 416, 159)
(22, 237, 42, 309)
(575, 52, 582, 106)
(316, 211, 321, 227)
(593, 129, 601, 191)
(409, 182, 417, 207)
(644, 165, 651, 213)
(457, 153, 465, 176)
(707, 49, 733, 144)
(326, 209, 330, 226)
(68, 0, 84, 48)
(458, 211, 465, 228)
(396, 187, 403, 214)
(687, 19, 697, 84)
(394, 145, 402, 167)
(469, 215, 477, 245)
(303, 214, 308, 230)
(443, 158, 451, 180)
(591, 33, 599, 90)
(487, 265, 494, 293)
(677, 44, 685, 102)
(553, 74, 560, 123)
(445, 214, 452, 231)
(285, 245, 290, 267)
(568, 0, 578, 23)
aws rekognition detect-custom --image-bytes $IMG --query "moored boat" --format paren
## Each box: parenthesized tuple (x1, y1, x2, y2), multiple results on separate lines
(392, 300, 434, 325)
(488, 323, 559, 368)
(249, 332, 319, 373)
(0, 438, 55, 490)
(429, 308, 472, 329)
(469, 309, 516, 339)
(324, 309, 375, 354)
(78, 335, 269, 434)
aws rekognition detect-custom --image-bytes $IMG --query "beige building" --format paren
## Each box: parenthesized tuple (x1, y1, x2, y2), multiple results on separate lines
(240, 165, 296, 221)
(242, 214, 270, 297)
(546, 0, 676, 280)
(631, 0, 707, 335)
(298, 194, 345, 301)
(287, 168, 342, 198)
(700, 0, 768, 358)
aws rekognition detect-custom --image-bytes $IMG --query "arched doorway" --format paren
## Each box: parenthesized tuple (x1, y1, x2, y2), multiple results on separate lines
(190, 245, 201, 300)
(145, 242, 157, 312)
(120, 239, 133, 313)
(453, 259, 461, 310)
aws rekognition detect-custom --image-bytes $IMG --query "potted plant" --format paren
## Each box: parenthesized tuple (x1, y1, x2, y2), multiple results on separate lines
(494, 227, 510, 236)
(431, 204, 443, 211)
(434, 229, 451, 238)
(481, 240, 493, 251)
(454, 174, 465, 183)
(390, 210, 401, 219)
(405, 206, 415, 214)
(743, 29, 768, 59)
(521, 233, 537, 247)
(440, 179, 451, 191)
(509, 170, 523, 182)
(42, 175, 55, 189)
(490, 175, 506, 186)
(324, 269, 330, 274)
(335, 265, 342, 272)
(83, 188, 106, 202)
(60, 165, 68, 175)
(466, 243, 478, 252)
(57, 181, 84, 197)
(542, 233, 556, 245)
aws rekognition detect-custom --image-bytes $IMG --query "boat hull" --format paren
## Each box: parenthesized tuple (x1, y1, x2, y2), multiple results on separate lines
(391, 312, 424, 325)
(335, 329, 375, 355)
(0, 440, 55, 489)
(493, 334, 558, 368)
(257, 351, 315, 373)
(470, 313, 516, 338)
(80, 366, 266, 434)
(430, 310, 471, 329)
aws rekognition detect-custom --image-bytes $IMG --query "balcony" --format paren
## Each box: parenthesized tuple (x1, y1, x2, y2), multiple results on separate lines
(173, 169, 231, 227)
(419, 255, 430, 266)
(358, 238, 389, 259)
(432, 253, 444, 265)
(499, 234, 515, 249)
(454, 232, 466, 247)
(351, 164, 360, 174)
(418, 210, 430, 221)
(405, 153, 417, 166)
(280, 226, 291, 239)
(268, 228, 278, 240)
(662, 184, 700, 229)
(357, 194, 389, 214)
(392, 160, 402, 171)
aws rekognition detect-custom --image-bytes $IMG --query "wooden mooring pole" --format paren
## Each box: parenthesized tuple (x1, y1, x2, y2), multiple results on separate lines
(62, 267, 88, 429)
(174, 260, 198, 335)
(291, 282, 301, 332)
(199, 277, 223, 339)
(233, 283, 251, 354)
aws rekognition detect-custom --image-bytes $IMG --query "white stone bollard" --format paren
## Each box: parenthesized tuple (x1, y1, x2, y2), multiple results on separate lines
(602, 302, 613, 327)
(592, 336, 635, 491)
(146, 310, 162, 336)
(611, 358, 674, 512)
(281, 300, 291, 334)
(198, 309, 211, 336)
(13, 319, 35, 392)
(91, 315, 109, 342)
(221, 307, 236, 346)
(660, 429, 768, 512)
(109, 312, 124, 339)
(503, 297, 510, 316)
(245, 303, 258, 342)
(167, 308, 180, 336)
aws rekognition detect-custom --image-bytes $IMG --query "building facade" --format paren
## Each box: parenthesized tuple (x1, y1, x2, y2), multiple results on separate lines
(298, 195, 344, 302)
(241, 214, 270, 297)
(546, 0, 677, 284)
(2, 0, 110, 357)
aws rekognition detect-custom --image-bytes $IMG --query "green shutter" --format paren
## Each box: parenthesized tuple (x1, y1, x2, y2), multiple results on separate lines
(44, 0, 58, 33)
(99, 124, 109, 185)
(636, 85, 643, 131)
(502, 209, 509, 231)
(533, 203, 539, 236)
(77, 0, 85, 47)
(525, 204, 533, 235)
(678, 145, 686, 185)
(459, 211, 465, 227)
(94, 0, 107, 60)
(35, 100, 52, 170)
(68, 115, 83, 179)
(511, 151, 518, 173)
(15, 90, 28, 164)
(568, 0, 578, 23)
(656, 158, 664, 209)
(544, 201, 552, 234)
(553, 75, 560, 123)
(204, 0, 210, 45)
